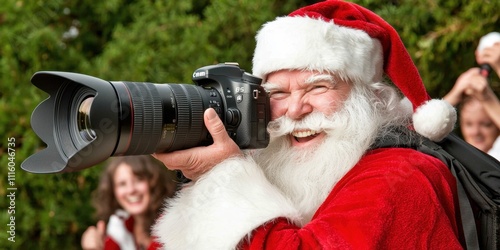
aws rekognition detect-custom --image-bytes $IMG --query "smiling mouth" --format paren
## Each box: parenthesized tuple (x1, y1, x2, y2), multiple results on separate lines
(292, 130, 319, 143)
(126, 195, 142, 203)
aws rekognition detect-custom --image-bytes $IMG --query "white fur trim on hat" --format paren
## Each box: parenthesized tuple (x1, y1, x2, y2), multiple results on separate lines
(252, 16, 384, 84)
(413, 99, 457, 142)
(153, 156, 301, 249)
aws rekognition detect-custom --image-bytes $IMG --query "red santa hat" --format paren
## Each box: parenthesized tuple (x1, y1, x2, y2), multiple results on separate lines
(252, 0, 456, 141)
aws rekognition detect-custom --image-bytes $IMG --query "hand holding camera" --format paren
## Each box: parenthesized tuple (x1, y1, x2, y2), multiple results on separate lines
(153, 108, 243, 181)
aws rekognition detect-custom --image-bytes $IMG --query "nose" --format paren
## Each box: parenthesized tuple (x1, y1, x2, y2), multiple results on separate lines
(124, 182, 137, 194)
(286, 92, 313, 120)
(470, 125, 481, 136)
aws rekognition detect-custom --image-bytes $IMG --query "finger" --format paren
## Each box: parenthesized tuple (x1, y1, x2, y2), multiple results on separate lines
(204, 108, 228, 142)
(152, 108, 226, 168)
(83, 226, 96, 234)
(204, 108, 242, 156)
(154, 149, 207, 180)
(153, 147, 200, 171)
(96, 220, 106, 236)
(81, 227, 96, 248)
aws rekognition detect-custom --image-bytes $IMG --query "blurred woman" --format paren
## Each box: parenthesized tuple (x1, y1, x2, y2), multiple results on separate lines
(81, 155, 177, 250)
(444, 37, 500, 160)
(458, 96, 500, 159)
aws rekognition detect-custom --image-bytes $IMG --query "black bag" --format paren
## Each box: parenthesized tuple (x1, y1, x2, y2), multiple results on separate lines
(373, 131, 500, 250)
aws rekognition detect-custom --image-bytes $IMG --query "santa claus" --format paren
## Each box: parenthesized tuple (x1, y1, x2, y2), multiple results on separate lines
(152, 0, 463, 249)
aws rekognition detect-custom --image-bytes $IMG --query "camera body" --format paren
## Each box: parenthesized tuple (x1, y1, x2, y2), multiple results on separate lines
(190, 63, 269, 148)
(21, 63, 270, 174)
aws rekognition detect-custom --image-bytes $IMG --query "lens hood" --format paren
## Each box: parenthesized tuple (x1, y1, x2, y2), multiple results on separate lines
(22, 72, 120, 173)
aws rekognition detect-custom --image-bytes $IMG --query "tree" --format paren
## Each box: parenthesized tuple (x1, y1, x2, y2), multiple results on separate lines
(0, 0, 498, 249)
(356, 0, 500, 96)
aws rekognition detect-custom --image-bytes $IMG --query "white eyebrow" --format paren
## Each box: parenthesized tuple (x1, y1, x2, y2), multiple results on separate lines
(262, 73, 336, 91)
(304, 74, 335, 85)
(261, 82, 281, 91)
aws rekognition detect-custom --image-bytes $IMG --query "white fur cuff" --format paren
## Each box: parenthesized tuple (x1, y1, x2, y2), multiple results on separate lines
(153, 157, 301, 249)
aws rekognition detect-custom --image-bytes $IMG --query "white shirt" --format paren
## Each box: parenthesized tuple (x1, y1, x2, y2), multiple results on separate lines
(487, 136, 500, 161)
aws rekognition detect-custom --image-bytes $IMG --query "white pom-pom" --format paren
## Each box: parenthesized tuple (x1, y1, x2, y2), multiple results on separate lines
(413, 99, 457, 142)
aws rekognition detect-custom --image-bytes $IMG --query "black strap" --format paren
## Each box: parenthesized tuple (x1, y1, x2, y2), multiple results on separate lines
(418, 138, 480, 249)
(450, 162, 480, 249)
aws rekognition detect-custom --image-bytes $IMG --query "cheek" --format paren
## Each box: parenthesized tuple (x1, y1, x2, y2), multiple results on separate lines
(137, 182, 150, 196)
(484, 127, 500, 138)
(270, 99, 286, 120)
(461, 125, 475, 136)
(114, 187, 126, 200)
(311, 96, 341, 115)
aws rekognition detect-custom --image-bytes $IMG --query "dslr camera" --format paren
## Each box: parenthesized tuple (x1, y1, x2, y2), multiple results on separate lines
(21, 63, 270, 173)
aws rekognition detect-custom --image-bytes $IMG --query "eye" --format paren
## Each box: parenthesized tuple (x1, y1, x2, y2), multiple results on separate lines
(269, 90, 290, 100)
(482, 122, 495, 128)
(115, 180, 127, 187)
(135, 175, 148, 183)
(307, 84, 331, 95)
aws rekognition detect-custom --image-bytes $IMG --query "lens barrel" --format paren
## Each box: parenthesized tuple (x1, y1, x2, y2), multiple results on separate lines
(113, 81, 164, 155)
(113, 82, 214, 156)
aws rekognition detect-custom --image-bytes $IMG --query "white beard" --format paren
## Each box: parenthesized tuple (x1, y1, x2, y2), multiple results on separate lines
(252, 88, 382, 225)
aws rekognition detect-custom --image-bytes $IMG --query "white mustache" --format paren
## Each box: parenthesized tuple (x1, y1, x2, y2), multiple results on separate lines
(267, 112, 338, 138)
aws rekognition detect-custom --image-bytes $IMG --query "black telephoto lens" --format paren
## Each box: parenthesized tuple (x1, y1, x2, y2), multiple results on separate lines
(21, 63, 270, 174)
(22, 74, 219, 173)
(111, 81, 216, 156)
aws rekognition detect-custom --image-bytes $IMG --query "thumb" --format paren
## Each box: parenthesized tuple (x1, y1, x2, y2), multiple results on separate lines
(464, 87, 474, 96)
(96, 220, 106, 236)
(204, 108, 228, 142)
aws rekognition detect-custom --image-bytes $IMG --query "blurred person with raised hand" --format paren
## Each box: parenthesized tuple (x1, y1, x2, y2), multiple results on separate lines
(81, 155, 177, 250)
(444, 32, 500, 160)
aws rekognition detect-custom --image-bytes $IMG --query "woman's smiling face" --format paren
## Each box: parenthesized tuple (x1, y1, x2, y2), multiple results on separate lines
(113, 163, 151, 216)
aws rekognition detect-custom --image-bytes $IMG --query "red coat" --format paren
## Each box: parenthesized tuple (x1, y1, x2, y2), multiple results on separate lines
(154, 148, 463, 249)
(241, 148, 463, 249)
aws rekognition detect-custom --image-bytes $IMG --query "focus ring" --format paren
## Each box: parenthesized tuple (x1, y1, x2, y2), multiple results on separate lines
(170, 84, 204, 151)
(124, 82, 163, 154)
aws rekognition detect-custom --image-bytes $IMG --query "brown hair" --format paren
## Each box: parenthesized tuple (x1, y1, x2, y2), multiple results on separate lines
(457, 95, 477, 113)
(92, 155, 177, 235)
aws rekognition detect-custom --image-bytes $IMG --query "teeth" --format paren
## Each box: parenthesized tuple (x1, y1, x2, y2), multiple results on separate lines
(292, 130, 317, 138)
(127, 196, 140, 203)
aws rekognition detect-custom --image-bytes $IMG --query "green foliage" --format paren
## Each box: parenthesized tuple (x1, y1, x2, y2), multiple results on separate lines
(0, 0, 498, 249)
(355, 0, 500, 96)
